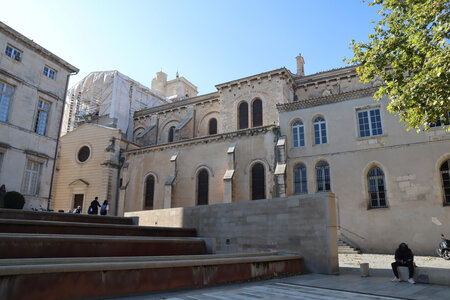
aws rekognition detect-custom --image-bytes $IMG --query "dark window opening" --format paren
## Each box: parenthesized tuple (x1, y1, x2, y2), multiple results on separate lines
(252, 99, 263, 127)
(238, 102, 248, 129)
(252, 163, 265, 200)
(316, 161, 331, 192)
(367, 167, 387, 208)
(168, 126, 175, 143)
(145, 175, 155, 209)
(197, 169, 209, 205)
(77, 146, 90, 162)
(441, 160, 450, 205)
(209, 118, 217, 135)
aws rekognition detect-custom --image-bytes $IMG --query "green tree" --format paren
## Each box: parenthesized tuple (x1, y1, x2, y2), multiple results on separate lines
(347, 0, 449, 130)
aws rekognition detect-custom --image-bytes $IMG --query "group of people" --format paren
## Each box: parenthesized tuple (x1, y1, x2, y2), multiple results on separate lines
(69, 197, 109, 215)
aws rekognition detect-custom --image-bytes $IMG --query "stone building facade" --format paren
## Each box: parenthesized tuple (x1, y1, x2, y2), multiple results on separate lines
(0, 21, 78, 209)
(52, 123, 136, 214)
(51, 52, 449, 254)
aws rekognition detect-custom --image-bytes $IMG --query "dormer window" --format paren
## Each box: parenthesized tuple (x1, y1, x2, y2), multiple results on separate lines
(5, 45, 22, 61)
(43, 66, 56, 80)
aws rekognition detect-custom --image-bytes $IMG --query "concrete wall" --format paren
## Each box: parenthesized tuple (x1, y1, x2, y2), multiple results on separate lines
(126, 194, 338, 275)
(279, 94, 450, 255)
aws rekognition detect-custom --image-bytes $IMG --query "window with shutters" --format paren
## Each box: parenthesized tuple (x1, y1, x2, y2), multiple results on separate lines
(34, 100, 50, 135)
(21, 160, 41, 195)
(0, 82, 14, 122)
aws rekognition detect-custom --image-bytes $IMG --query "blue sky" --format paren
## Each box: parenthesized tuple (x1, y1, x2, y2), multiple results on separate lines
(1, 0, 380, 94)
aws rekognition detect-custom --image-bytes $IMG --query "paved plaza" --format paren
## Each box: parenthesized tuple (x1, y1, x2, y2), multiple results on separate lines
(112, 253, 450, 300)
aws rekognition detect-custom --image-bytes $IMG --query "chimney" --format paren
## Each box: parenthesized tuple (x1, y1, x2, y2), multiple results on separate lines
(296, 53, 305, 76)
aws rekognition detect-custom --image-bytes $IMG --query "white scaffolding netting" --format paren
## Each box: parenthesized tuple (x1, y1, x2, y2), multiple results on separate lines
(62, 70, 170, 135)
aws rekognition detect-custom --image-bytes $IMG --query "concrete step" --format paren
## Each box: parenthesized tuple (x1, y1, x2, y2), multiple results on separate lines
(0, 253, 304, 300)
(0, 218, 197, 237)
(338, 239, 361, 254)
(0, 233, 207, 259)
(0, 208, 135, 225)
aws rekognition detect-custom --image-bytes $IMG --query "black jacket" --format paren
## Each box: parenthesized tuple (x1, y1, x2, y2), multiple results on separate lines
(395, 243, 414, 262)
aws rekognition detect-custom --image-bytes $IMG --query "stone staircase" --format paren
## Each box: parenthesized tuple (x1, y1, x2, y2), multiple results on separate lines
(338, 239, 362, 254)
(0, 208, 304, 299)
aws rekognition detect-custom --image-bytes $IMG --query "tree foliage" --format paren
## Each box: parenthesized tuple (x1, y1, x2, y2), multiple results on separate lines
(347, 0, 449, 130)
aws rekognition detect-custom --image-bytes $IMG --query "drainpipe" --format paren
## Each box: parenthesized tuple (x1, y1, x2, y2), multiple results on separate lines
(47, 70, 79, 210)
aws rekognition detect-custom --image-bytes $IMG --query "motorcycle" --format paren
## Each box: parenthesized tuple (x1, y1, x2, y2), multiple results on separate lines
(437, 234, 450, 260)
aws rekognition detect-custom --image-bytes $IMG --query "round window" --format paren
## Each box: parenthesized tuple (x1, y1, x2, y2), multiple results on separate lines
(77, 146, 90, 162)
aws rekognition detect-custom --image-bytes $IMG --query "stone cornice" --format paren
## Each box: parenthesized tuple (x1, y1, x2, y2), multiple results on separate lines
(0, 21, 78, 73)
(277, 87, 378, 112)
(166, 76, 198, 92)
(215, 67, 296, 91)
(124, 125, 275, 155)
(134, 92, 219, 118)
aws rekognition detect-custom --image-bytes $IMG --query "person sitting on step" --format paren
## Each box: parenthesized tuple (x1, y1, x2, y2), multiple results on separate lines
(391, 242, 415, 284)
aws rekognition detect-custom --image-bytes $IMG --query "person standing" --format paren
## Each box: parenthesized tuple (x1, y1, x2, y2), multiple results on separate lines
(88, 197, 101, 215)
(391, 242, 415, 284)
(100, 200, 109, 215)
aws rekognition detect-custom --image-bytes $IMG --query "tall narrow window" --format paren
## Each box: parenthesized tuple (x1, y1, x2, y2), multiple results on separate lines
(168, 126, 175, 142)
(440, 160, 450, 205)
(21, 160, 41, 195)
(252, 99, 263, 127)
(34, 100, 50, 135)
(358, 108, 383, 137)
(251, 163, 265, 200)
(197, 169, 209, 205)
(208, 118, 217, 135)
(144, 175, 155, 209)
(238, 102, 248, 129)
(0, 82, 13, 122)
(368, 167, 387, 208)
(0, 152, 4, 173)
(294, 163, 307, 194)
(316, 161, 330, 192)
(292, 121, 305, 148)
(313, 117, 327, 145)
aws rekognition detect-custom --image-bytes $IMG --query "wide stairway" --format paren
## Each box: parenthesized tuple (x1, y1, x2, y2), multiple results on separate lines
(0, 209, 304, 299)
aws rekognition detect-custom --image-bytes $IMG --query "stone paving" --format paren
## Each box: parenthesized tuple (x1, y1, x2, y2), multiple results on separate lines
(111, 253, 450, 300)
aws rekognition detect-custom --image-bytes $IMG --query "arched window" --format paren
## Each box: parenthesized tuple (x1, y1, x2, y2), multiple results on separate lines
(316, 161, 330, 192)
(440, 160, 450, 205)
(197, 169, 209, 205)
(144, 175, 155, 209)
(168, 126, 176, 143)
(252, 99, 263, 127)
(367, 167, 387, 208)
(292, 121, 305, 148)
(251, 163, 265, 200)
(208, 118, 217, 135)
(313, 117, 327, 145)
(238, 102, 248, 129)
(294, 163, 307, 194)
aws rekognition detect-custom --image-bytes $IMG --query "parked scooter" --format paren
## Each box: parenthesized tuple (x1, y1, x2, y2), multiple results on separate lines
(437, 234, 450, 260)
